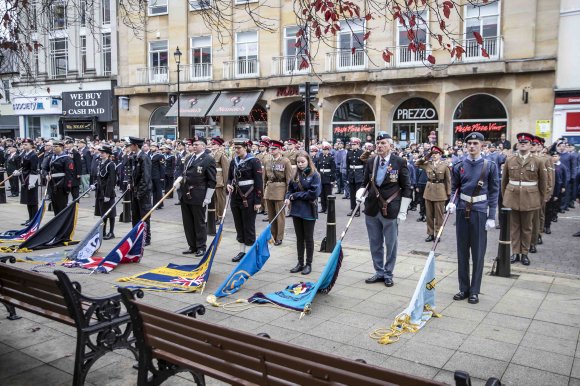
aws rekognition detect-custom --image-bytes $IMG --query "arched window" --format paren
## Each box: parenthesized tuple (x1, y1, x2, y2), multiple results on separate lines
(392, 97, 439, 146)
(453, 94, 508, 143)
(332, 99, 375, 143)
(149, 106, 177, 141)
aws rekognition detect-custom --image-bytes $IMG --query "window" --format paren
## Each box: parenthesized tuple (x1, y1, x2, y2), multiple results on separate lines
(236, 31, 258, 75)
(284, 26, 308, 57)
(235, 0, 258, 4)
(50, 1, 67, 30)
(337, 18, 365, 68)
(102, 0, 111, 24)
(191, 36, 211, 78)
(332, 99, 376, 143)
(396, 9, 428, 64)
(80, 0, 87, 27)
(464, 1, 500, 58)
(29, 1, 38, 31)
(27, 117, 41, 139)
(50, 38, 68, 78)
(149, 106, 177, 141)
(148, 0, 168, 15)
(148, 40, 168, 82)
(189, 0, 211, 10)
(102, 33, 112, 76)
(80, 36, 87, 75)
(2, 80, 10, 103)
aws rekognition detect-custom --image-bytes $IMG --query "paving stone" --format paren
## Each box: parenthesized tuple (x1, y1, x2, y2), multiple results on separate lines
(345, 331, 406, 356)
(288, 334, 345, 355)
(440, 303, 488, 322)
(428, 315, 480, 335)
(520, 331, 577, 357)
(84, 354, 138, 385)
(410, 329, 468, 350)
(569, 378, 580, 386)
(0, 351, 43, 380)
(308, 320, 366, 344)
(0, 324, 64, 350)
(434, 370, 488, 386)
(527, 320, 580, 341)
(0, 363, 73, 386)
(382, 357, 439, 380)
(20, 336, 77, 363)
(270, 313, 327, 332)
(471, 323, 525, 345)
(332, 310, 385, 330)
(0, 342, 15, 355)
(215, 315, 265, 334)
(501, 363, 569, 386)
(333, 345, 390, 367)
(442, 352, 507, 381)
(534, 310, 580, 328)
(392, 341, 455, 368)
(49, 350, 135, 375)
(457, 335, 517, 362)
(573, 358, 580, 379)
(511, 345, 574, 376)
(480, 312, 532, 331)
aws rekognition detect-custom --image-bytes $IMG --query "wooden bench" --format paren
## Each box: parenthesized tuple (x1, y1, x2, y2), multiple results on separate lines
(0, 259, 141, 385)
(119, 287, 465, 386)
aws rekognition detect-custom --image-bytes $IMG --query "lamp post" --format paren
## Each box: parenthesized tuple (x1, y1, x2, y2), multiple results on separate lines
(174, 46, 182, 138)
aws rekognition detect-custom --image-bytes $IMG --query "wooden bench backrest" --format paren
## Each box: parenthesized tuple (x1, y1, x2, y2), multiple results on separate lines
(132, 301, 445, 386)
(0, 264, 74, 325)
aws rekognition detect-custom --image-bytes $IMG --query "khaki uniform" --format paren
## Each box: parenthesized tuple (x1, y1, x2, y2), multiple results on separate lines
(263, 155, 293, 242)
(416, 159, 451, 237)
(212, 150, 230, 220)
(502, 154, 548, 254)
(256, 152, 269, 211)
(532, 154, 554, 245)
(285, 150, 298, 169)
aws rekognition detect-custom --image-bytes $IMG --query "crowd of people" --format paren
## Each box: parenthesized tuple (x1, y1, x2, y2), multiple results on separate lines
(0, 131, 578, 304)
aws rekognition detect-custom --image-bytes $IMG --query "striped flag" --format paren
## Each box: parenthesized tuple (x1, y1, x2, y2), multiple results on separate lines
(0, 199, 46, 241)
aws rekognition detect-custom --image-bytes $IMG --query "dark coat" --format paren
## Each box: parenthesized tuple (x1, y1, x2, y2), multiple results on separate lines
(181, 152, 217, 205)
(286, 170, 322, 220)
(5, 152, 21, 174)
(49, 154, 74, 193)
(315, 154, 336, 184)
(131, 151, 152, 200)
(227, 154, 263, 206)
(150, 152, 165, 180)
(96, 159, 117, 199)
(164, 154, 176, 177)
(174, 150, 186, 179)
(68, 149, 82, 187)
(363, 154, 413, 219)
(19, 150, 39, 205)
(346, 148, 365, 183)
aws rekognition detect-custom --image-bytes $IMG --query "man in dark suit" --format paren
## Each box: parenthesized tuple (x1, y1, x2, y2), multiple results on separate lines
(78, 139, 92, 194)
(6, 145, 21, 197)
(48, 141, 74, 215)
(496, 133, 511, 152)
(17, 139, 40, 223)
(64, 139, 82, 200)
(173, 140, 188, 205)
(357, 132, 412, 287)
(149, 143, 165, 209)
(177, 138, 217, 256)
(128, 137, 152, 246)
(163, 145, 176, 198)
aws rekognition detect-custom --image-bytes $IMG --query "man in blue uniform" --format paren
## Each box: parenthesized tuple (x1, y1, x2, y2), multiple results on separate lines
(446, 132, 499, 304)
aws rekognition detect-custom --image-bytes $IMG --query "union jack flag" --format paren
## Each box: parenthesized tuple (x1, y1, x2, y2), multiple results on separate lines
(0, 199, 46, 241)
(170, 276, 204, 287)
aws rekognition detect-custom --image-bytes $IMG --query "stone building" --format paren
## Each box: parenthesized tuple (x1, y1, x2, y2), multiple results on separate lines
(115, 0, 560, 145)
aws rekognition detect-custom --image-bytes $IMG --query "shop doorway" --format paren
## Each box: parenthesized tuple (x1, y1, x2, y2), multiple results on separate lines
(189, 116, 221, 139)
(392, 97, 438, 147)
(280, 100, 319, 141)
(452, 94, 508, 143)
(235, 104, 268, 141)
(149, 106, 177, 141)
(332, 99, 375, 143)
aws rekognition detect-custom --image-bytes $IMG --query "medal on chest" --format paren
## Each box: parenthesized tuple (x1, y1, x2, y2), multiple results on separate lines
(197, 166, 203, 174)
(388, 164, 398, 182)
(273, 163, 285, 172)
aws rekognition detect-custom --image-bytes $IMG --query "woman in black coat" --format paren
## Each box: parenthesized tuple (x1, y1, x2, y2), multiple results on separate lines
(285, 151, 321, 275)
(94, 145, 117, 240)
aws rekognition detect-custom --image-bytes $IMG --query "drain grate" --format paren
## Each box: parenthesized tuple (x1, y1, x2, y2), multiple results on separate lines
(409, 250, 441, 257)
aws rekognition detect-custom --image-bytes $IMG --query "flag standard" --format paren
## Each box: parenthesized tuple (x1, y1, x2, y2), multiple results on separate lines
(0, 198, 46, 242)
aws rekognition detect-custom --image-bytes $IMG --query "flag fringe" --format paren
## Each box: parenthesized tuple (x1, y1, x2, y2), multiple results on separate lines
(369, 304, 441, 345)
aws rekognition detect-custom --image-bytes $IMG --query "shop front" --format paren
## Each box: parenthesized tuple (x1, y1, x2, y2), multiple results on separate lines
(165, 93, 222, 139)
(0, 115, 19, 138)
(452, 94, 508, 144)
(392, 97, 439, 147)
(206, 90, 265, 141)
(12, 96, 62, 139)
(149, 106, 177, 141)
(332, 99, 376, 143)
(553, 92, 580, 146)
(279, 100, 320, 141)
(61, 90, 114, 140)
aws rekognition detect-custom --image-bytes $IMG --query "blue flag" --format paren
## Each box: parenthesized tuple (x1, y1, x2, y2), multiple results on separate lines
(403, 250, 438, 328)
(213, 224, 272, 298)
(248, 240, 344, 314)
(0, 198, 46, 241)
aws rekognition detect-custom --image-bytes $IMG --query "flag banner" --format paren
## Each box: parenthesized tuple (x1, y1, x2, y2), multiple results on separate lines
(0, 202, 79, 253)
(18, 251, 70, 264)
(370, 251, 440, 345)
(0, 199, 46, 242)
(68, 221, 146, 273)
(213, 224, 272, 298)
(67, 221, 104, 261)
(117, 223, 224, 292)
(247, 240, 344, 315)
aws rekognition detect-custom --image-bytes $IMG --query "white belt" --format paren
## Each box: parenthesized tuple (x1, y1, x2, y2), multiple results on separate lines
(291, 165, 297, 168)
(350, 165, 364, 169)
(460, 193, 487, 203)
(509, 180, 537, 187)
(51, 173, 65, 178)
(216, 168, 222, 172)
(238, 180, 254, 186)
(320, 169, 331, 173)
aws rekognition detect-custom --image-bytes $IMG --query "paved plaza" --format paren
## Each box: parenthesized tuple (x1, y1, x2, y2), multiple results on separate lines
(0, 193, 579, 385)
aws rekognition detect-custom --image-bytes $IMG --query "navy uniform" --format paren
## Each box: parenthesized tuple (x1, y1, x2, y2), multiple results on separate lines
(150, 144, 165, 209)
(6, 147, 21, 196)
(129, 137, 153, 245)
(178, 138, 217, 256)
(211, 137, 230, 221)
(361, 133, 413, 287)
(65, 140, 82, 200)
(346, 137, 365, 216)
(174, 144, 188, 204)
(315, 145, 336, 213)
(94, 145, 117, 240)
(163, 145, 176, 198)
(48, 141, 74, 215)
(19, 139, 40, 222)
(448, 132, 499, 304)
(227, 139, 263, 262)
(544, 150, 565, 234)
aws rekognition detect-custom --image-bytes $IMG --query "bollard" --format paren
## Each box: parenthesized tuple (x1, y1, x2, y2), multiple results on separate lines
(494, 207, 511, 277)
(206, 195, 216, 236)
(120, 189, 132, 223)
(324, 195, 336, 252)
(0, 170, 6, 204)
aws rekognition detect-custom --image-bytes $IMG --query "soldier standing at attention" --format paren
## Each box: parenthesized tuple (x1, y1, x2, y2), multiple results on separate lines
(256, 139, 270, 217)
(64, 139, 82, 200)
(94, 145, 117, 240)
(285, 138, 299, 169)
(174, 140, 188, 205)
(149, 143, 165, 209)
(210, 137, 230, 221)
(415, 146, 451, 242)
(446, 132, 499, 305)
(346, 137, 364, 216)
(503, 133, 548, 266)
(263, 140, 293, 245)
(528, 136, 553, 253)
(128, 137, 152, 246)
(315, 143, 336, 213)
(178, 138, 217, 256)
(6, 145, 21, 197)
(48, 141, 73, 215)
(163, 145, 176, 198)
(16, 139, 40, 224)
(227, 139, 263, 262)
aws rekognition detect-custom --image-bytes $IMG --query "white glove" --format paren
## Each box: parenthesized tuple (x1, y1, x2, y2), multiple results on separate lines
(355, 188, 366, 203)
(12, 170, 21, 177)
(446, 202, 456, 214)
(103, 197, 111, 203)
(173, 179, 181, 189)
(485, 219, 495, 231)
(28, 174, 38, 190)
(203, 188, 215, 207)
(90, 184, 96, 190)
(397, 211, 407, 224)
(397, 197, 412, 224)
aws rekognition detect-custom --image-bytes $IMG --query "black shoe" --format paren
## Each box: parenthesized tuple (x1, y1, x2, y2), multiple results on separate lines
(529, 245, 537, 253)
(347, 210, 353, 216)
(365, 274, 384, 284)
(273, 240, 282, 246)
(182, 248, 195, 254)
(552, 217, 558, 223)
(174, 202, 181, 205)
(468, 294, 479, 304)
(559, 209, 566, 214)
(262, 218, 269, 222)
(232, 252, 245, 262)
(537, 236, 543, 245)
(301, 264, 312, 275)
(574, 231, 580, 237)
(103, 232, 115, 240)
(570, 203, 576, 209)
(290, 263, 304, 273)
(156, 207, 163, 210)
(319, 210, 326, 214)
(144, 241, 151, 246)
(384, 278, 394, 287)
(195, 249, 206, 257)
(409, 206, 417, 211)
(416, 216, 424, 222)
(342, 196, 350, 200)
(422, 217, 427, 222)
(521, 254, 530, 266)
(453, 291, 469, 301)
(544, 227, 551, 234)
(354, 211, 360, 217)
(510, 254, 520, 263)
(425, 235, 435, 242)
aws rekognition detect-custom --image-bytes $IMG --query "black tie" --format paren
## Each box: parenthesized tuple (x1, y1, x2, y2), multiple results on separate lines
(380, 159, 386, 167)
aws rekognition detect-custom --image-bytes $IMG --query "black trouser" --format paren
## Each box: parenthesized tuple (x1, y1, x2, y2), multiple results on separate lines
(320, 183, 332, 212)
(349, 181, 362, 210)
(132, 194, 152, 243)
(164, 175, 174, 198)
(52, 190, 69, 215)
(292, 217, 316, 265)
(181, 203, 207, 250)
(9, 175, 19, 195)
(545, 198, 560, 228)
(27, 204, 38, 221)
(97, 198, 116, 234)
(417, 185, 426, 217)
(152, 178, 163, 207)
(231, 199, 257, 246)
(71, 186, 80, 200)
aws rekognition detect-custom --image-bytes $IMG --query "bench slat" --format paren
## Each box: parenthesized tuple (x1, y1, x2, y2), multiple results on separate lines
(0, 287, 71, 317)
(0, 277, 69, 307)
(0, 295, 75, 326)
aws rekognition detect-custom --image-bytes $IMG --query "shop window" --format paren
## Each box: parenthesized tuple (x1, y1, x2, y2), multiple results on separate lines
(236, 105, 268, 141)
(332, 99, 375, 143)
(392, 97, 439, 147)
(148, 0, 168, 15)
(27, 116, 41, 139)
(150, 106, 177, 141)
(453, 94, 508, 142)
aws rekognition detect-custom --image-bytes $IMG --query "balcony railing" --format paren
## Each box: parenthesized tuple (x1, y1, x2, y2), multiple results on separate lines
(136, 66, 169, 85)
(325, 49, 366, 72)
(272, 56, 310, 76)
(222, 59, 259, 80)
(384, 46, 432, 68)
(180, 63, 212, 82)
(459, 36, 502, 62)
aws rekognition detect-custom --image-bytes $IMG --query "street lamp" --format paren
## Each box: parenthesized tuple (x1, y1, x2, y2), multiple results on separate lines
(174, 46, 182, 137)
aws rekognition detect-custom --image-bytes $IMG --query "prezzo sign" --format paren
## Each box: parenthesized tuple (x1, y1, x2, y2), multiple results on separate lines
(395, 108, 437, 121)
(12, 97, 62, 115)
(62, 90, 112, 121)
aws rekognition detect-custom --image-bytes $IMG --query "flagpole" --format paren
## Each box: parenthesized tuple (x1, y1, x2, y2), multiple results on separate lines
(0, 168, 22, 186)
(338, 182, 369, 241)
(431, 190, 458, 253)
(140, 177, 183, 223)
(71, 185, 95, 206)
(268, 203, 288, 225)
(100, 188, 129, 221)
(219, 193, 232, 225)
